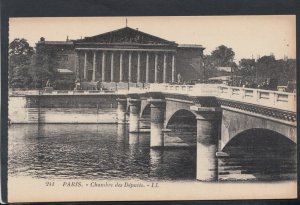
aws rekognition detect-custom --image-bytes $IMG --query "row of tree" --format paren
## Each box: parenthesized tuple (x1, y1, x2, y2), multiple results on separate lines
(202, 45, 296, 86)
(238, 55, 296, 85)
(9, 38, 58, 89)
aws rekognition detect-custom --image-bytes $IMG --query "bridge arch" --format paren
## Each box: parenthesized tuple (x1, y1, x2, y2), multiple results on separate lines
(164, 108, 197, 147)
(138, 100, 151, 129)
(165, 100, 195, 128)
(222, 128, 296, 152)
(165, 109, 197, 129)
(220, 109, 296, 150)
(140, 103, 151, 118)
(220, 128, 297, 181)
(139, 99, 150, 118)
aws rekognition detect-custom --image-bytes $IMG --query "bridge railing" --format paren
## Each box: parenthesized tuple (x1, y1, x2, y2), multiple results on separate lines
(9, 89, 120, 96)
(147, 84, 296, 112)
(9, 90, 41, 96)
(148, 83, 220, 96)
(218, 85, 296, 112)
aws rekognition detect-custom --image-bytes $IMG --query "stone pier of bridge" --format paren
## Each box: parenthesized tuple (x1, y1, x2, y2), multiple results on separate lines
(128, 98, 141, 133)
(191, 106, 222, 181)
(147, 98, 166, 147)
(116, 93, 222, 182)
(116, 98, 127, 124)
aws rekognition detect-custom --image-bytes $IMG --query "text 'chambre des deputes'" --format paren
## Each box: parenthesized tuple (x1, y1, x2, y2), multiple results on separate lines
(57, 181, 159, 188)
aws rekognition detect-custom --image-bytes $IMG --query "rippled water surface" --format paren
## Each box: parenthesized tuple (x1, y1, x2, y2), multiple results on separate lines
(8, 124, 197, 180)
(8, 118, 296, 181)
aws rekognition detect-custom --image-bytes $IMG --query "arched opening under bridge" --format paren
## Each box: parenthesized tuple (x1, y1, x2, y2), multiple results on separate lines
(219, 128, 297, 181)
(165, 109, 197, 147)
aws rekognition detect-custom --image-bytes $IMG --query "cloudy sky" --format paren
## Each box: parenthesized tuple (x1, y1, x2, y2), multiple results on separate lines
(9, 15, 296, 62)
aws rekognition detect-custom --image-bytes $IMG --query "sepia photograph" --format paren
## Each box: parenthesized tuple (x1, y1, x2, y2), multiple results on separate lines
(6, 15, 297, 202)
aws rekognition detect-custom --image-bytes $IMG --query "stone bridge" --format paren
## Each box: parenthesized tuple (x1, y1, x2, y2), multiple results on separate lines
(10, 83, 296, 181)
(116, 83, 296, 181)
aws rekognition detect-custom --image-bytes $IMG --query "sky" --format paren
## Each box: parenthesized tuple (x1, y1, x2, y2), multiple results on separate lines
(9, 15, 296, 62)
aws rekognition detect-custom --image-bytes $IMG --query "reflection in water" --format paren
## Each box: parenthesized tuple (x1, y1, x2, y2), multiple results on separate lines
(128, 133, 139, 145)
(117, 124, 128, 145)
(149, 149, 164, 177)
(8, 123, 296, 181)
(8, 124, 196, 180)
(150, 149, 164, 165)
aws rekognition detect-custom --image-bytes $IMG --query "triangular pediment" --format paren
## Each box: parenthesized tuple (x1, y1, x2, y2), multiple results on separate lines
(75, 27, 177, 45)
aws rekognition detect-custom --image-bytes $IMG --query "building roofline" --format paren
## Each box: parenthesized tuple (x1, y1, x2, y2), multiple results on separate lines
(74, 26, 178, 46)
(178, 44, 205, 49)
(36, 41, 74, 45)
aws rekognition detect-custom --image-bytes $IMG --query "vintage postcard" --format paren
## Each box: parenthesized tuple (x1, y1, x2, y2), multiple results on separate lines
(6, 15, 296, 202)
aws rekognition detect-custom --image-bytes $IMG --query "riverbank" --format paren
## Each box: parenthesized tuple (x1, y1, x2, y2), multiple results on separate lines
(9, 94, 119, 123)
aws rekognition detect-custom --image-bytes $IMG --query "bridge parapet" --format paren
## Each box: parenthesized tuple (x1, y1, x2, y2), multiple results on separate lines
(143, 84, 296, 113)
(218, 85, 296, 112)
(148, 83, 220, 96)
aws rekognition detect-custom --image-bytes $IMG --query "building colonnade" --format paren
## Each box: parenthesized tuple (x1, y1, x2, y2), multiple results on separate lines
(75, 49, 177, 83)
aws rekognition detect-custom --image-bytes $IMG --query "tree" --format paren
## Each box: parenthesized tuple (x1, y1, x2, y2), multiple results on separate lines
(9, 38, 34, 56)
(256, 55, 277, 83)
(239, 59, 256, 76)
(238, 55, 296, 86)
(9, 38, 34, 88)
(284, 59, 296, 83)
(203, 45, 236, 80)
(270, 58, 296, 85)
(29, 47, 59, 88)
(211, 45, 235, 67)
(202, 55, 215, 80)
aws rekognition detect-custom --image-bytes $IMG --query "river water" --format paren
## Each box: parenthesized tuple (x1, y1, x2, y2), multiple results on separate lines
(8, 124, 197, 181)
(8, 111, 296, 182)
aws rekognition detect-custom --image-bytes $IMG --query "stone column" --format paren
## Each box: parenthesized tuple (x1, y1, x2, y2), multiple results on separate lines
(154, 53, 158, 83)
(163, 53, 167, 83)
(190, 106, 222, 181)
(83, 51, 87, 80)
(146, 52, 149, 83)
(111, 52, 114, 82)
(137, 52, 141, 83)
(128, 52, 132, 83)
(74, 52, 80, 80)
(92, 52, 97, 81)
(148, 99, 165, 147)
(119, 52, 123, 82)
(117, 98, 127, 124)
(128, 98, 141, 133)
(171, 54, 175, 83)
(102, 52, 106, 82)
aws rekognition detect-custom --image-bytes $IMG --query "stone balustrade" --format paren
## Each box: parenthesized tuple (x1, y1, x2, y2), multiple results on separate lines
(148, 83, 220, 96)
(218, 85, 296, 112)
(147, 84, 296, 112)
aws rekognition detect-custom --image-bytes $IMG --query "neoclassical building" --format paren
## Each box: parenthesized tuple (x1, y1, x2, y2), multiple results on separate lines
(36, 26, 205, 86)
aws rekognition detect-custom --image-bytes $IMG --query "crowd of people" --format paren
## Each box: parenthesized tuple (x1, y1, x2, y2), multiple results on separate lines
(233, 79, 276, 89)
(230, 79, 295, 93)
